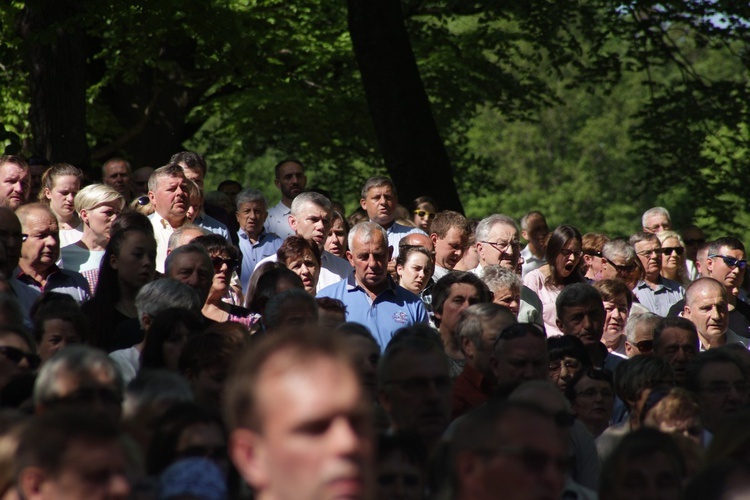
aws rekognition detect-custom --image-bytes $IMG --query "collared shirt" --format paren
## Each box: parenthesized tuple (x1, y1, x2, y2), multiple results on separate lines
(264, 201, 295, 240)
(432, 265, 450, 281)
(194, 213, 231, 242)
(520, 244, 546, 278)
(15, 265, 90, 304)
(8, 278, 41, 328)
(452, 363, 494, 420)
(254, 250, 353, 293)
(384, 222, 426, 259)
(471, 264, 544, 327)
(633, 278, 685, 317)
(316, 273, 428, 350)
(699, 329, 750, 351)
(237, 229, 283, 292)
(149, 212, 179, 274)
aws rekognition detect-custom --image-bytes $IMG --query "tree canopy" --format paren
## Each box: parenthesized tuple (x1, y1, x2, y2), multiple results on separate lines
(1, 0, 748, 238)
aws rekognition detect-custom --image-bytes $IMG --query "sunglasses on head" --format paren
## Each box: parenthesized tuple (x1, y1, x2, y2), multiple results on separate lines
(661, 247, 684, 256)
(709, 254, 748, 270)
(0, 346, 40, 370)
(413, 210, 435, 219)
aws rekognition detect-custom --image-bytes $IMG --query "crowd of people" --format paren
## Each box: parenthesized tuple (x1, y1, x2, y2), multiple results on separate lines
(0, 152, 749, 499)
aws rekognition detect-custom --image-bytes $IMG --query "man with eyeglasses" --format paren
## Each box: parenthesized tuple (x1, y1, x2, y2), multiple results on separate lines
(682, 277, 748, 350)
(630, 232, 685, 316)
(471, 214, 543, 325)
(624, 312, 660, 358)
(600, 238, 641, 290)
(641, 206, 672, 234)
(520, 211, 549, 278)
(685, 348, 749, 434)
(705, 237, 750, 337)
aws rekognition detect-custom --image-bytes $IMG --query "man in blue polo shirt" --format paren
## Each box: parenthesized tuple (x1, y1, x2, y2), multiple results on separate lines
(317, 221, 428, 349)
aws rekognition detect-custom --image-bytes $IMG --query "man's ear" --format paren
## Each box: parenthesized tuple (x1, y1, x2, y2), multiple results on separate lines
(455, 450, 483, 493)
(624, 341, 634, 357)
(148, 191, 156, 206)
(521, 230, 529, 242)
(230, 428, 269, 491)
(705, 257, 714, 276)
(461, 336, 475, 358)
(288, 214, 297, 232)
(430, 233, 439, 246)
(141, 314, 153, 333)
(556, 318, 565, 332)
(359, 198, 367, 211)
(346, 250, 355, 267)
(683, 305, 691, 321)
(19, 466, 46, 500)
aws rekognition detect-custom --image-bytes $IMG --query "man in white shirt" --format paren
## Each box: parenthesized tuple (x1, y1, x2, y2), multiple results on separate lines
(148, 164, 190, 273)
(264, 159, 307, 239)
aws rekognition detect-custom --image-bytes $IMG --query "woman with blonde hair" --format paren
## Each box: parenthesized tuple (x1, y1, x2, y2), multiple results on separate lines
(60, 184, 125, 292)
(39, 163, 84, 246)
(658, 230, 690, 287)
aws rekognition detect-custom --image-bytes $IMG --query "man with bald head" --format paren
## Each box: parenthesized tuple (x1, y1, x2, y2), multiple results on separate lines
(15, 204, 90, 304)
(399, 232, 434, 253)
(470, 214, 543, 325)
(683, 277, 747, 350)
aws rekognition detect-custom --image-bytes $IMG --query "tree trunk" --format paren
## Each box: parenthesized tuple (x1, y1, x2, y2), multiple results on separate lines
(348, 0, 464, 214)
(21, 0, 89, 169)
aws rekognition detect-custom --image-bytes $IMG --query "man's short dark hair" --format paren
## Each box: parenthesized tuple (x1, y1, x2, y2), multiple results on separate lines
(15, 409, 121, 478)
(708, 237, 745, 256)
(273, 158, 304, 179)
(217, 179, 243, 192)
(555, 283, 603, 319)
(684, 348, 748, 394)
(653, 317, 698, 350)
(430, 211, 469, 239)
(614, 356, 673, 409)
(378, 324, 446, 390)
(360, 176, 397, 200)
(432, 272, 491, 318)
(170, 151, 207, 175)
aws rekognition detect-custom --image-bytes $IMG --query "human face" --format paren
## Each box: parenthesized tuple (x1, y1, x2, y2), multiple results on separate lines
(707, 246, 746, 291)
(192, 364, 230, 407)
(571, 375, 614, 435)
(324, 218, 348, 258)
(104, 162, 131, 196)
(286, 251, 320, 294)
(345, 335, 380, 402)
(396, 252, 433, 294)
(0, 209, 24, 271)
(347, 231, 390, 293)
(20, 209, 59, 270)
(625, 320, 656, 358)
(522, 220, 549, 255)
(695, 362, 748, 433)
(149, 175, 189, 221)
(377, 451, 423, 500)
(182, 167, 204, 190)
(380, 350, 451, 443)
(583, 251, 605, 279)
(684, 285, 729, 346)
(45, 175, 80, 220)
(233, 356, 372, 500)
(658, 416, 703, 445)
(492, 286, 520, 316)
(548, 356, 584, 392)
(602, 296, 629, 338)
(29, 439, 130, 500)
(185, 193, 202, 223)
(461, 411, 566, 500)
(556, 300, 605, 346)
(0, 162, 29, 209)
(492, 334, 548, 388)
(653, 327, 698, 385)
(472, 315, 516, 377)
(412, 202, 436, 232)
(236, 201, 268, 240)
(554, 238, 582, 279)
(601, 256, 639, 286)
(361, 186, 396, 227)
(290, 202, 332, 250)
(176, 422, 229, 476)
(682, 228, 705, 262)
(275, 162, 307, 201)
(435, 283, 483, 334)
(38, 319, 82, 364)
(643, 214, 672, 234)
(162, 324, 191, 372)
(81, 200, 121, 241)
(168, 252, 213, 302)
(660, 237, 684, 274)
(110, 231, 156, 291)
(432, 227, 467, 270)
(219, 184, 242, 206)
(634, 240, 662, 279)
(477, 223, 519, 269)
(210, 252, 237, 294)
(608, 451, 681, 500)
(0, 332, 36, 387)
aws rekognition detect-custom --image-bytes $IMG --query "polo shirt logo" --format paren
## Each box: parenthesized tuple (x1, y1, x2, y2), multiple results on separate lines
(392, 311, 408, 324)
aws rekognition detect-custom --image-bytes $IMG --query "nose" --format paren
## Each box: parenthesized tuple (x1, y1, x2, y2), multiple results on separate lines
(12, 181, 23, 193)
(330, 417, 361, 457)
(109, 472, 131, 499)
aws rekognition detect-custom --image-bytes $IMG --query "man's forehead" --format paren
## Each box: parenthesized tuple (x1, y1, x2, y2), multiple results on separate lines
(366, 186, 393, 198)
(389, 348, 448, 375)
(698, 362, 744, 382)
(157, 174, 186, 188)
(0, 162, 26, 176)
(448, 282, 480, 298)
(635, 240, 660, 250)
(298, 202, 329, 218)
(173, 252, 209, 268)
(352, 231, 385, 251)
(660, 327, 695, 344)
(563, 300, 603, 317)
(489, 223, 517, 239)
(278, 162, 304, 177)
(717, 246, 745, 258)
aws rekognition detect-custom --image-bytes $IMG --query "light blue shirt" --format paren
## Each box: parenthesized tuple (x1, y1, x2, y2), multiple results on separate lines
(195, 213, 231, 242)
(237, 230, 283, 292)
(384, 222, 426, 259)
(633, 278, 685, 317)
(317, 273, 428, 350)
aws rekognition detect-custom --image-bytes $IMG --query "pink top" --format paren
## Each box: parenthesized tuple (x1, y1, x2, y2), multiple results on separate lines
(523, 268, 563, 337)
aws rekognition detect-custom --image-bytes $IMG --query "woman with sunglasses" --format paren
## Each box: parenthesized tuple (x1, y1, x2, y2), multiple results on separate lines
(523, 224, 585, 336)
(191, 234, 258, 328)
(657, 231, 689, 287)
(409, 196, 438, 233)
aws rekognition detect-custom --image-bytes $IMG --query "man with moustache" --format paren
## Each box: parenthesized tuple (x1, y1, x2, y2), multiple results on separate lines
(264, 159, 307, 240)
(470, 214, 543, 325)
(0, 155, 30, 209)
(630, 232, 684, 316)
(226, 328, 374, 500)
